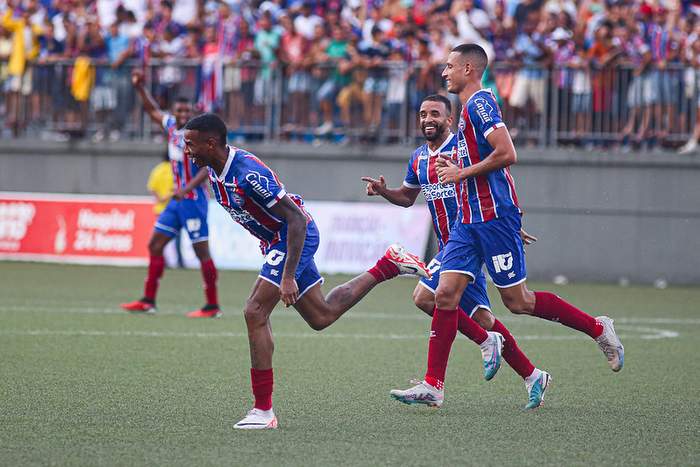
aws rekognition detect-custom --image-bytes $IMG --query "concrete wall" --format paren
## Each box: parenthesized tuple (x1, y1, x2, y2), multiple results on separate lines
(1, 140, 698, 285)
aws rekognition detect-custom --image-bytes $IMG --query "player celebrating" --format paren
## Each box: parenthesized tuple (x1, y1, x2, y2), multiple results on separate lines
(120, 71, 220, 318)
(364, 94, 548, 409)
(182, 113, 430, 430)
(391, 44, 624, 408)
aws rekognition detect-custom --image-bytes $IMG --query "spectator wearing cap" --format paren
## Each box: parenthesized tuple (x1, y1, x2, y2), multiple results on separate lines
(547, 27, 576, 136)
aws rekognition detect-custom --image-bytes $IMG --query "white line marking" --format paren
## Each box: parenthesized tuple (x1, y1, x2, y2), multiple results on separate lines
(1, 304, 699, 326)
(0, 325, 679, 340)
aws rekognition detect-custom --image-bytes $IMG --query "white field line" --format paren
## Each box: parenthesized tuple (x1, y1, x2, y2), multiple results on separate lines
(0, 325, 679, 340)
(1, 304, 699, 326)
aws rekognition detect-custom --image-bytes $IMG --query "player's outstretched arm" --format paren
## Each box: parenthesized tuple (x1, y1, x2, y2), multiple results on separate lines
(131, 69, 166, 125)
(269, 196, 308, 307)
(436, 127, 516, 183)
(173, 167, 209, 200)
(361, 175, 420, 207)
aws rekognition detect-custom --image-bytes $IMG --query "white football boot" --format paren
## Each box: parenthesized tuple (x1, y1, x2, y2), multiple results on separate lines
(481, 331, 505, 381)
(384, 244, 431, 279)
(233, 408, 278, 430)
(390, 380, 444, 407)
(595, 316, 625, 372)
(524, 369, 552, 410)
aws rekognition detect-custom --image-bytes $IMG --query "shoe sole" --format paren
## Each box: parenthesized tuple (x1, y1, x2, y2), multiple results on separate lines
(121, 308, 157, 315)
(187, 311, 223, 319)
(234, 418, 278, 430)
(390, 393, 442, 408)
(484, 333, 505, 381)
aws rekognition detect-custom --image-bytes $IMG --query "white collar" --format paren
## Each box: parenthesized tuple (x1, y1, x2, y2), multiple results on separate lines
(215, 146, 236, 182)
(428, 132, 454, 157)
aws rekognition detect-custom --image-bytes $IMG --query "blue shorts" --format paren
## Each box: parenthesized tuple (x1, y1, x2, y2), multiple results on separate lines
(442, 214, 527, 288)
(420, 249, 491, 316)
(154, 198, 209, 243)
(259, 221, 324, 298)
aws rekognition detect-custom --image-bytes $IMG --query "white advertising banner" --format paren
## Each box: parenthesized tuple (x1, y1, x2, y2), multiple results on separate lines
(176, 200, 433, 274)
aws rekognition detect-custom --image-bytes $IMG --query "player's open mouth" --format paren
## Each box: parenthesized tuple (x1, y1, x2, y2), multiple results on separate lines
(423, 125, 436, 132)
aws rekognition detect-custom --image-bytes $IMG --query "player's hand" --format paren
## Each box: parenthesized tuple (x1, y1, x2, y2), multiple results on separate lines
(280, 276, 299, 307)
(520, 228, 538, 245)
(435, 157, 461, 184)
(361, 175, 386, 196)
(173, 189, 186, 201)
(131, 69, 144, 88)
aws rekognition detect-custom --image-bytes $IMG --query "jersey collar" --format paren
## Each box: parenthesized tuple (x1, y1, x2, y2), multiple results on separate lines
(464, 88, 490, 105)
(428, 132, 454, 157)
(215, 146, 236, 182)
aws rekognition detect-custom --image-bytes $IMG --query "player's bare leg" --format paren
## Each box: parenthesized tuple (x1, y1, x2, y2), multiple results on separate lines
(186, 241, 221, 318)
(234, 278, 281, 430)
(498, 281, 624, 372)
(121, 231, 171, 313)
(293, 273, 380, 330)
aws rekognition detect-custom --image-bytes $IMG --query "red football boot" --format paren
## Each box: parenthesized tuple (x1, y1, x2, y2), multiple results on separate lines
(186, 305, 222, 319)
(120, 299, 156, 314)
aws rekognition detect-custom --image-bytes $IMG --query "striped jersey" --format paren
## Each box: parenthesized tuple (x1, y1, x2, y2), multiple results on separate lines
(162, 114, 207, 201)
(208, 146, 311, 253)
(404, 133, 460, 250)
(456, 88, 520, 224)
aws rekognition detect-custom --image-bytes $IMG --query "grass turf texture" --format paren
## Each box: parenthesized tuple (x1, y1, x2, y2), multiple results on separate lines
(0, 262, 698, 466)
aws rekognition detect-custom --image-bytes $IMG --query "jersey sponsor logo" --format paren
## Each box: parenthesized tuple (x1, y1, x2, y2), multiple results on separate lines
(492, 252, 514, 273)
(473, 97, 494, 124)
(265, 249, 286, 266)
(422, 183, 456, 202)
(245, 170, 274, 199)
(223, 204, 255, 224)
(456, 137, 469, 160)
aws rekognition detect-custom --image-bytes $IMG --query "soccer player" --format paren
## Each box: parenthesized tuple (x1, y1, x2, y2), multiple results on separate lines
(363, 94, 549, 409)
(182, 113, 430, 429)
(120, 70, 221, 318)
(391, 44, 624, 408)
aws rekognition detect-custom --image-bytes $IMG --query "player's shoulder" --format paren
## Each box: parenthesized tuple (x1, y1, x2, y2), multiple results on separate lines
(467, 88, 498, 110)
(410, 143, 429, 162)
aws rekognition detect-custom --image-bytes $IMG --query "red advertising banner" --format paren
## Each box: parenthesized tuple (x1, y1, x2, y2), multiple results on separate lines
(0, 192, 154, 265)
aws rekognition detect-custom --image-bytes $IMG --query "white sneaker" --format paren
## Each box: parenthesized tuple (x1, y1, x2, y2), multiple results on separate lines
(595, 316, 624, 372)
(678, 139, 698, 155)
(315, 121, 334, 135)
(524, 369, 552, 410)
(390, 380, 444, 407)
(384, 244, 431, 278)
(481, 331, 504, 381)
(233, 408, 278, 430)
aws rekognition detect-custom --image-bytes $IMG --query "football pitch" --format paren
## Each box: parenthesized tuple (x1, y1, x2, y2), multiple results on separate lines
(1, 262, 698, 466)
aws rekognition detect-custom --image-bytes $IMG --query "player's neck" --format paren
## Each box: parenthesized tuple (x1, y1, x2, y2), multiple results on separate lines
(459, 81, 482, 104)
(427, 132, 451, 152)
(211, 147, 230, 177)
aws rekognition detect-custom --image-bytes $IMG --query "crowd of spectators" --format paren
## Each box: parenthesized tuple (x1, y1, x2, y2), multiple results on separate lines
(0, 0, 699, 150)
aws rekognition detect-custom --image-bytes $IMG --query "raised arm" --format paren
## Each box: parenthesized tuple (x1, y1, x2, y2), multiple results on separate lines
(268, 196, 307, 306)
(173, 167, 209, 200)
(361, 175, 420, 207)
(131, 69, 166, 125)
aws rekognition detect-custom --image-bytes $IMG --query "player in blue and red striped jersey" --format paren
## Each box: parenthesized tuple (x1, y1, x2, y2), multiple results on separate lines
(182, 113, 430, 430)
(392, 44, 624, 409)
(364, 94, 548, 409)
(120, 70, 220, 318)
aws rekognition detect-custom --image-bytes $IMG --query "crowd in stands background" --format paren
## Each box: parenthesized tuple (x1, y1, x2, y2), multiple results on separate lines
(0, 0, 699, 151)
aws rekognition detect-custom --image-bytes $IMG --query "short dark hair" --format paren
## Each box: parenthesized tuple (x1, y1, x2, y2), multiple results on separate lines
(451, 43, 488, 74)
(174, 96, 190, 105)
(421, 94, 452, 114)
(184, 113, 228, 147)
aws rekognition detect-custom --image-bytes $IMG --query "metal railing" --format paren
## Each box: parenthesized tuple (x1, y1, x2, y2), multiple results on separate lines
(0, 59, 697, 149)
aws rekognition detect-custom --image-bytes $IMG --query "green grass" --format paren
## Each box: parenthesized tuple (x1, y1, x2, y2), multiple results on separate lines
(0, 262, 698, 466)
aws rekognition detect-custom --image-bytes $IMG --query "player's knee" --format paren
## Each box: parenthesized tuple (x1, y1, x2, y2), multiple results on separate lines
(147, 237, 164, 255)
(412, 290, 434, 316)
(243, 299, 268, 328)
(307, 317, 330, 332)
(472, 309, 495, 330)
(502, 295, 534, 315)
(434, 286, 460, 310)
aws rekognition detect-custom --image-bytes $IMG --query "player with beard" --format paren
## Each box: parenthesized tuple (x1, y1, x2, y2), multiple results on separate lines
(363, 94, 548, 409)
(391, 44, 624, 409)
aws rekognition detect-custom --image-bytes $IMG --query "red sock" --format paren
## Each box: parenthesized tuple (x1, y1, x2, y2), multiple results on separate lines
(251, 368, 273, 411)
(491, 319, 535, 379)
(200, 258, 218, 306)
(143, 255, 165, 302)
(457, 309, 488, 345)
(533, 291, 603, 339)
(367, 256, 399, 282)
(424, 307, 459, 390)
